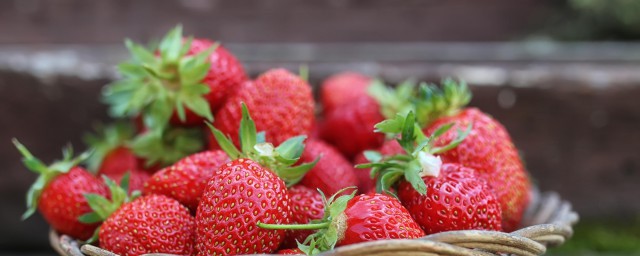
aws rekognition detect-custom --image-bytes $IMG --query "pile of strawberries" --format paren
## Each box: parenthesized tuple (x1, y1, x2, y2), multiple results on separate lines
(15, 26, 532, 256)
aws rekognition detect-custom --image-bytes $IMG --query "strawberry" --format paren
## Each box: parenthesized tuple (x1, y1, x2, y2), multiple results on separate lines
(282, 185, 325, 249)
(83, 122, 137, 177)
(259, 189, 425, 254)
(353, 140, 403, 193)
(103, 25, 247, 129)
(143, 150, 229, 212)
(357, 111, 502, 234)
(320, 79, 417, 159)
(299, 140, 358, 196)
(196, 104, 317, 255)
(419, 80, 531, 231)
(213, 68, 315, 146)
(108, 169, 150, 194)
(13, 140, 108, 240)
(81, 177, 195, 256)
(278, 248, 304, 255)
(320, 72, 372, 114)
(397, 163, 502, 234)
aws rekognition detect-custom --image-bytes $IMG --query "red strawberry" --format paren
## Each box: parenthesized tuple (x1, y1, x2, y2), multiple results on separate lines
(299, 140, 358, 196)
(277, 248, 304, 255)
(398, 163, 502, 234)
(321, 72, 372, 114)
(107, 169, 150, 194)
(83, 122, 138, 176)
(282, 185, 325, 249)
(196, 159, 291, 255)
(419, 80, 531, 231)
(14, 140, 108, 240)
(320, 96, 385, 159)
(97, 194, 195, 256)
(259, 190, 425, 254)
(103, 25, 247, 128)
(353, 140, 404, 193)
(143, 150, 229, 212)
(213, 69, 315, 146)
(197, 104, 317, 255)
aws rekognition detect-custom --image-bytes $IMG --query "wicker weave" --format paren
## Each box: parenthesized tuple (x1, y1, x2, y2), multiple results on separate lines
(50, 189, 579, 256)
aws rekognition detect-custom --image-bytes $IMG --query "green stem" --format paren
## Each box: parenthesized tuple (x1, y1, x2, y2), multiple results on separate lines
(257, 221, 330, 230)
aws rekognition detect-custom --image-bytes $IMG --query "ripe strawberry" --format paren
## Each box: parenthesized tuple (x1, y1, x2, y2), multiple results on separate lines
(13, 140, 108, 240)
(213, 68, 315, 146)
(197, 104, 317, 255)
(320, 96, 385, 159)
(79, 175, 194, 256)
(320, 72, 372, 114)
(83, 122, 137, 177)
(103, 25, 247, 128)
(353, 140, 403, 193)
(419, 80, 531, 231)
(143, 150, 229, 212)
(277, 248, 304, 255)
(282, 185, 325, 249)
(259, 190, 425, 254)
(320, 79, 418, 159)
(397, 163, 502, 234)
(299, 140, 358, 196)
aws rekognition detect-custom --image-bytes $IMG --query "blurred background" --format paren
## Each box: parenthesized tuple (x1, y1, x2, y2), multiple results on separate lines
(1, 0, 639, 255)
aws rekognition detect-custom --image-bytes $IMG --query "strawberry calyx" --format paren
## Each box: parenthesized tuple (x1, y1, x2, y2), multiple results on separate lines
(78, 173, 140, 243)
(355, 111, 471, 196)
(207, 103, 319, 187)
(414, 78, 471, 126)
(83, 122, 136, 173)
(367, 79, 419, 120)
(130, 126, 204, 168)
(103, 25, 217, 130)
(13, 139, 91, 220)
(257, 187, 357, 255)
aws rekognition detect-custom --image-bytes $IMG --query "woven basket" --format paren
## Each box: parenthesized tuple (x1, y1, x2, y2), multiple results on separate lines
(50, 188, 578, 256)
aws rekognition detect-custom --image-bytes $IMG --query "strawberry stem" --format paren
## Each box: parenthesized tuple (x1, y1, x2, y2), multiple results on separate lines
(257, 222, 330, 230)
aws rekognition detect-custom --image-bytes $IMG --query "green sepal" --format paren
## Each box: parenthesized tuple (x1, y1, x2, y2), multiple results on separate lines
(357, 109, 471, 195)
(299, 65, 309, 82)
(83, 122, 135, 173)
(103, 24, 217, 130)
(80, 173, 136, 244)
(207, 103, 317, 186)
(414, 78, 472, 126)
(13, 139, 90, 220)
(257, 187, 357, 254)
(131, 126, 204, 168)
(367, 79, 418, 120)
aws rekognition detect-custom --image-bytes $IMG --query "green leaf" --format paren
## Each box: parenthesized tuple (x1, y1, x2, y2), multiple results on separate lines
(206, 122, 242, 159)
(328, 192, 355, 218)
(120, 172, 131, 195)
(78, 212, 102, 224)
(239, 103, 257, 154)
(159, 25, 184, 62)
(363, 150, 382, 163)
(275, 135, 306, 160)
(404, 161, 427, 195)
(299, 65, 309, 82)
(84, 193, 113, 220)
(182, 95, 213, 121)
(256, 131, 266, 144)
(125, 39, 156, 64)
(279, 157, 319, 187)
(398, 111, 417, 152)
(374, 114, 405, 134)
(431, 123, 472, 154)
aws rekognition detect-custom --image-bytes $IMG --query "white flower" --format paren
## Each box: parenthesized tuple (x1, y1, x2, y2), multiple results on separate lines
(417, 151, 442, 177)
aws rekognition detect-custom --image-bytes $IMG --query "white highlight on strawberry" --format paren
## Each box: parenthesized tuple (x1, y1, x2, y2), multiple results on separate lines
(418, 151, 442, 177)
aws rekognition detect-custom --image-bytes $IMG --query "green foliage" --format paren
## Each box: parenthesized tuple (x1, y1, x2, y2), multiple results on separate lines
(103, 25, 217, 132)
(206, 103, 317, 186)
(548, 217, 640, 254)
(131, 126, 204, 168)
